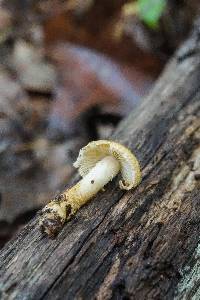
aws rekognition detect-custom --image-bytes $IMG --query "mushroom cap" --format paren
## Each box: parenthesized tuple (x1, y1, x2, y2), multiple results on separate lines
(74, 140, 141, 190)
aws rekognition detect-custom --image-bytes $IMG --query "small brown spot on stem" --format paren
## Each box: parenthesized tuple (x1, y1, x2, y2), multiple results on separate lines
(194, 173, 200, 180)
(54, 194, 66, 202)
(66, 204, 72, 217)
(91, 180, 94, 184)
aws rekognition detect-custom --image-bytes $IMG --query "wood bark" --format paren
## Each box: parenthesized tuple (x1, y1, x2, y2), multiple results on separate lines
(0, 26, 200, 300)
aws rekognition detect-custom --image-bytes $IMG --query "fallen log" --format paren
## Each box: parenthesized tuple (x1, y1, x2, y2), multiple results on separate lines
(0, 24, 200, 300)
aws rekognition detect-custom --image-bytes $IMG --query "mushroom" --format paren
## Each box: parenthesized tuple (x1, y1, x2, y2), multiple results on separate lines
(39, 140, 141, 237)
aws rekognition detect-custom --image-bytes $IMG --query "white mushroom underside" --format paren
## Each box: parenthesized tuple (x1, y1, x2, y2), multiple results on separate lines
(74, 140, 140, 190)
(78, 156, 120, 200)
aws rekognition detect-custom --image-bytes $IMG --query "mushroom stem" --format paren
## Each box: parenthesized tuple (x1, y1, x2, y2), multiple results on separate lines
(74, 155, 120, 203)
(39, 156, 120, 237)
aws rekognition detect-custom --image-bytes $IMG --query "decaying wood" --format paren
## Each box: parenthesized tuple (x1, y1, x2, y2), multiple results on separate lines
(0, 28, 200, 300)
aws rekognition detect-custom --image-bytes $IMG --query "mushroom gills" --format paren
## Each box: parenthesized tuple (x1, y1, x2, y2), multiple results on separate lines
(74, 140, 141, 190)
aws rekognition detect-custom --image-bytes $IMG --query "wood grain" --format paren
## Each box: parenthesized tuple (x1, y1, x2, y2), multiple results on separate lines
(0, 28, 200, 300)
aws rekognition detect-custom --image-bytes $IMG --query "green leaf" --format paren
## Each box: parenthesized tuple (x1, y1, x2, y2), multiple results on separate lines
(138, 0, 166, 29)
